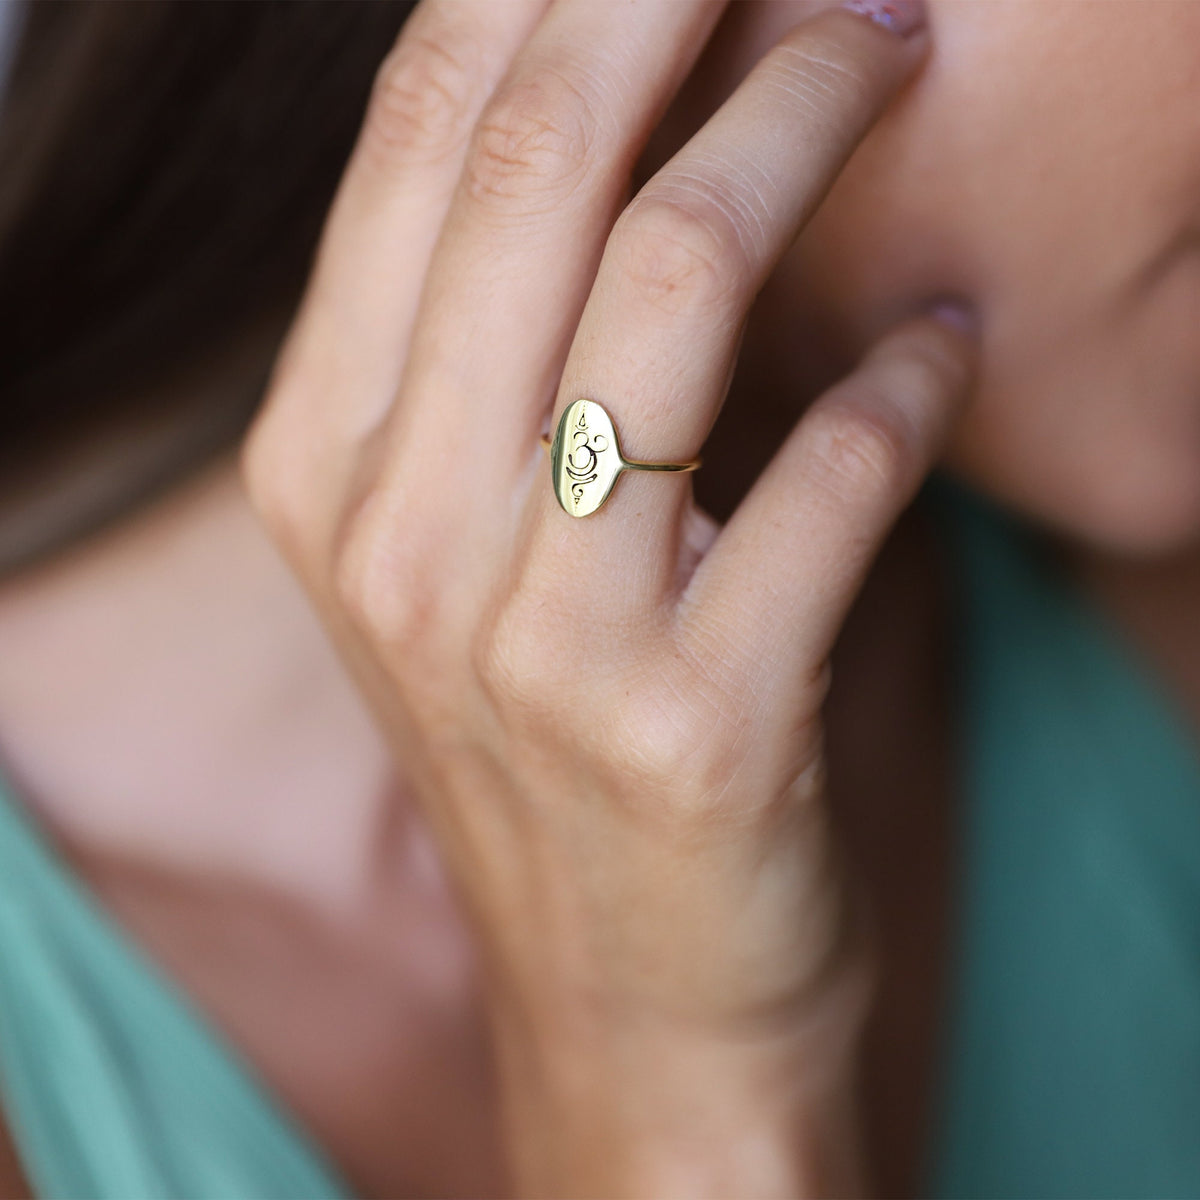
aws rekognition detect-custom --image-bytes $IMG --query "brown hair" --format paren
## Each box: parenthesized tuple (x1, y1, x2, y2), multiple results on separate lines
(0, 0, 415, 575)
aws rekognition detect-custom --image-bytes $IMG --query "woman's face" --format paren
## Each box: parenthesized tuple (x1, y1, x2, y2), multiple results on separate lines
(648, 0, 1200, 556)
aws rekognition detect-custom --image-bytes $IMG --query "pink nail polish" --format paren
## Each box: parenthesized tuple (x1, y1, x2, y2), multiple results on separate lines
(840, 0, 927, 37)
(927, 297, 979, 336)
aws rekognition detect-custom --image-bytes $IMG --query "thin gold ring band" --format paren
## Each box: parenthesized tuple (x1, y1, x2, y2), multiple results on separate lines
(538, 433, 702, 471)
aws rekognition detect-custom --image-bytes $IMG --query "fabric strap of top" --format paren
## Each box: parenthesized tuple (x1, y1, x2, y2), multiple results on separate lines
(0, 776, 352, 1200)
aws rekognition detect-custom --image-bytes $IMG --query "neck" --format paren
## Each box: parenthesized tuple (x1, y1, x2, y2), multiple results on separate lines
(1044, 525, 1200, 739)
(0, 446, 402, 919)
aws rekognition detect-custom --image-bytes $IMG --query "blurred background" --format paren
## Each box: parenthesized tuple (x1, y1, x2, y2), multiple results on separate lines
(0, 0, 415, 577)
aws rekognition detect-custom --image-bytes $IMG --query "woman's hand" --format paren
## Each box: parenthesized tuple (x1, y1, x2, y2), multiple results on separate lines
(241, 0, 977, 1194)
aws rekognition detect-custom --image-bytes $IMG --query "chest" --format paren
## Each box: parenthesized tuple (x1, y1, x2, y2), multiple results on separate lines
(0, 512, 959, 1200)
(0, 807, 512, 1200)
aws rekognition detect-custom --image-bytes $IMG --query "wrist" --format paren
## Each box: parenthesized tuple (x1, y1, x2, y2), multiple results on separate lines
(486, 931, 877, 1198)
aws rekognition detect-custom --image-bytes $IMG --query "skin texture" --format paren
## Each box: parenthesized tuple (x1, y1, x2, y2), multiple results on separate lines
(1, 2, 1200, 1198)
(237, 2, 978, 1191)
(663, 0, 1200, 556)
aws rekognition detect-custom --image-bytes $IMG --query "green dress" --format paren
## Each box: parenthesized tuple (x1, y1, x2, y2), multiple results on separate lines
(0, 469, 1198, 1199)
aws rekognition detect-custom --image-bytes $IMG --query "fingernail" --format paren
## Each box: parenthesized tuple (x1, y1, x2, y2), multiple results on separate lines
(926, 296, 979, 337)
(840, 0, 927, 36)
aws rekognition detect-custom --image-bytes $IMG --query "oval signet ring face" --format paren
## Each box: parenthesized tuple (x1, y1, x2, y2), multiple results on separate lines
(546, 398, 703, 518)
(549, 399, 625, 518)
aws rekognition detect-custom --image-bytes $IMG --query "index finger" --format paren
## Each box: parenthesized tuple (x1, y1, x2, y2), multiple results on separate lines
(526, 0, 930, 613)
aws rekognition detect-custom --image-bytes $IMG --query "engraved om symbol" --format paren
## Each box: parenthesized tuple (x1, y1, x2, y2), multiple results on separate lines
(565, 408, 609, 504)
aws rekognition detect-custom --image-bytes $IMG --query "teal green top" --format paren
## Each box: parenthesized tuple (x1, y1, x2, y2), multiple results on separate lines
(921, 472, 1200, 1199)
(0, 773, 355, 1200)
(0, 470, 1198, 1199)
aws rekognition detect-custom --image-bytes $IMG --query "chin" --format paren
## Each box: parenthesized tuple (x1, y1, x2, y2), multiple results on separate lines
(939, 431, 1200, 563)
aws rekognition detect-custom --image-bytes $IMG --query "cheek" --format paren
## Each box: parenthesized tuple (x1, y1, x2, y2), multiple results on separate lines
(781, 0, 1200, 554)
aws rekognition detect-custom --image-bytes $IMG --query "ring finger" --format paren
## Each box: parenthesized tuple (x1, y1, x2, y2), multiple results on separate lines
(526, 0, 929, 614)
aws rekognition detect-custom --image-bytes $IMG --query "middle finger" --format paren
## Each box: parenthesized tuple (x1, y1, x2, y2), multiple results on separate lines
(528, 0, 929, 613)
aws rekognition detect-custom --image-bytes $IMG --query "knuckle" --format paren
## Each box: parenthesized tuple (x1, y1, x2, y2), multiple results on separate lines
(362, 23, 483, 169)
(472, 591, 571, 722)
(332, 492, 437, 652)
(608, 674, 751, 811)
(472, 615, 540, 717)
(464, 63, 603, 213)
(475, 607, 755, 822)
(620, 715, 714, 796)
(239, 332, 338, 572)
(239, 408, 313, 565)
(610, 188, 748, 320)
(804, 390, 915, 502)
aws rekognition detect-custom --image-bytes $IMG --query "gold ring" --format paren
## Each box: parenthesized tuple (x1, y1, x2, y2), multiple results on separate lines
(541, 398, 702, 518)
